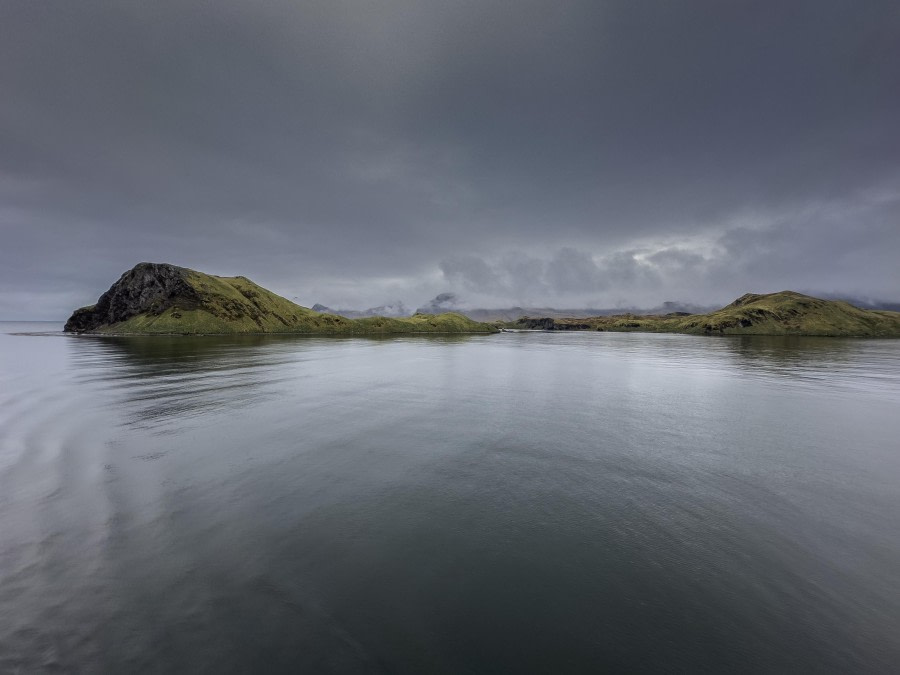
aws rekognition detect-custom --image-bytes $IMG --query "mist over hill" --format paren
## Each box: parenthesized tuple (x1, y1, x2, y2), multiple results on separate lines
(312, 293, 716, 323)
(316, 290, 900, 324)
(310, 302, 410, 319)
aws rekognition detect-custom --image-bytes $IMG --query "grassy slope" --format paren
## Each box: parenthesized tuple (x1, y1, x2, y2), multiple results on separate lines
(523, 291, 900, 337)
(95, 271, 495, 334)
(672, 292, 900, 336)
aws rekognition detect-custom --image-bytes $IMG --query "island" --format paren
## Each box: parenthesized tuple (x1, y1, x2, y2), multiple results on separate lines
(64, 263, 497, 335)
(514, 291, 900, 337)
(64, 263, 900, 337)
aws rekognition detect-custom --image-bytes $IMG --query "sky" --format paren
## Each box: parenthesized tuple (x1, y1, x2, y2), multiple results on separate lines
(1, 0, 898, 318)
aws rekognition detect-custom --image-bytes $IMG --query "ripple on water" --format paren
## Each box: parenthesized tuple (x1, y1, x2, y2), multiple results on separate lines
(1, 329, 899, 671)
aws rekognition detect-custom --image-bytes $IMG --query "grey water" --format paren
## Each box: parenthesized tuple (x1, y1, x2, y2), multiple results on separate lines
(1, 322, 899, 673)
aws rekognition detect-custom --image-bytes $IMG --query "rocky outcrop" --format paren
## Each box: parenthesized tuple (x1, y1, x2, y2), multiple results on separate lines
(517, 317, 557, 330)
(64, 263, 199, 332)
(515, 317, 593, 330)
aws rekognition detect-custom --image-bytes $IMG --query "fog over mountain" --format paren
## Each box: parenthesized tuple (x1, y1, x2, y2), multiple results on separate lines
(311, 301, 410, 319)
(2, 1, 898, 319)
(416, 293, 462, 315)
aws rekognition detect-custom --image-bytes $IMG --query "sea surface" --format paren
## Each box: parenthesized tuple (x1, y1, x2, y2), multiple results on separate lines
(1, 322, 899, 673)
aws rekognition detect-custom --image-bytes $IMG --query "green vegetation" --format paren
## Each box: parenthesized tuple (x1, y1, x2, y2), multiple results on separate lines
(68, 264, 497, 335)
(516, 291, 900, 337)
(67, 266, 900, 338)
(672, 292, 900, 336)
(103, 306, 492, 335)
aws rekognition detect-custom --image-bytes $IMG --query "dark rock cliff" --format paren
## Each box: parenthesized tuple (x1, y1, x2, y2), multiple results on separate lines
(64, 263, 199, 332)
(517, 317, 557, 330)
(515, 317, 593, 330)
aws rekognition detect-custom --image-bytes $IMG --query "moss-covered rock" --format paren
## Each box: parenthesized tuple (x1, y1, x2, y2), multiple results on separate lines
(65, 263, 497, 335)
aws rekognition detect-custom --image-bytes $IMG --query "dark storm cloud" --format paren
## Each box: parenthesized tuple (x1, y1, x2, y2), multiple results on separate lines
(440, 247, 664, 307)
(1, 0, 898, 317)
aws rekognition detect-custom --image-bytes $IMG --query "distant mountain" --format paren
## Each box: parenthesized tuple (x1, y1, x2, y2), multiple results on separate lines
(515, 291, 900, 337)
(460, 307, 614, 322)
(416, 293, 461, 314)
(815, 295, 900, 312)
(459, 302, 716, 322)
(414, 294, 714, 322)
(311, 301, 410, 319)
(650, 301, 717, 315)
(64, 263, 496, 335)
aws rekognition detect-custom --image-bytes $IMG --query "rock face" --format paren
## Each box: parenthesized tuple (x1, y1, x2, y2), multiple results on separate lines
(517, 317, 591, 330)
(64, 263, 198, 332)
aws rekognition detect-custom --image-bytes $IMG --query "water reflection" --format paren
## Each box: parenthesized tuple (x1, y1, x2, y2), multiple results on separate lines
(69, 332, 480, 366)
(719, 334, 854, 368)
(714, 335, 900, 395)
(64, 333, 486, 429)
(2, 328, 899, 672)
(522, 331, 900, 398)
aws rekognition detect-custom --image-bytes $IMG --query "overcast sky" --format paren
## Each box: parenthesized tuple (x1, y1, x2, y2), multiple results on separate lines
(2, 0, 898, 318)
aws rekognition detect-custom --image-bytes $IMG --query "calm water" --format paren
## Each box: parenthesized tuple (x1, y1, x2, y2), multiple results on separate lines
(1, 323, 899, 673)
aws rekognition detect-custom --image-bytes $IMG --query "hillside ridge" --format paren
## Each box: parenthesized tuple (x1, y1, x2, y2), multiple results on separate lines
(515, 290, 900, 337)
(64, 263, 496, 335)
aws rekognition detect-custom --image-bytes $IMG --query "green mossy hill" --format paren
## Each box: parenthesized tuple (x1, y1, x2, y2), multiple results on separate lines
(673, 291, 900, 336)
(64, 263, 496, 335)
(516, 291, 900, 337)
